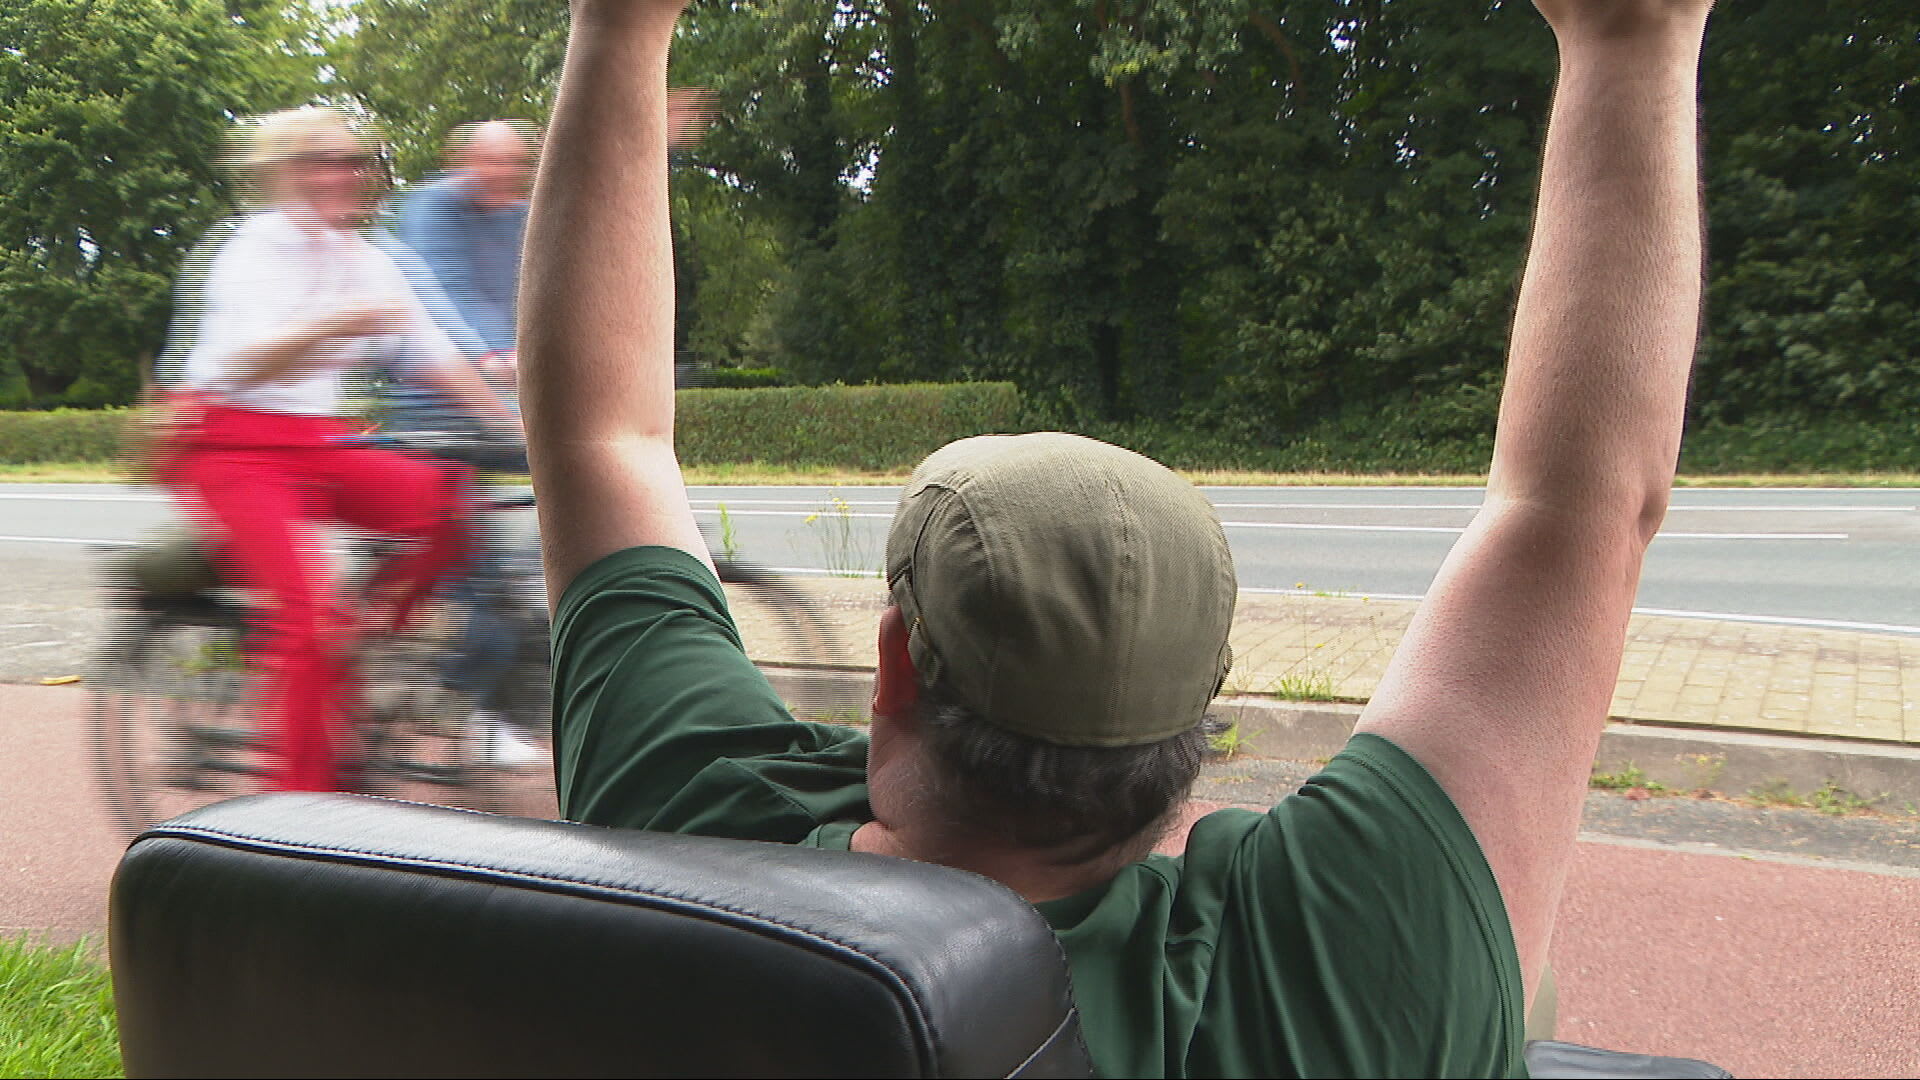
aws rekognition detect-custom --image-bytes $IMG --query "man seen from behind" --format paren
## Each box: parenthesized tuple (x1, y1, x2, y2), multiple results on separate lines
(517, 0, 1716, 1075)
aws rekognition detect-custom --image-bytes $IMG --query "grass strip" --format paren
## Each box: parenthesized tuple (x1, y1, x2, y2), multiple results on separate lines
(0, 936, 122, 1079)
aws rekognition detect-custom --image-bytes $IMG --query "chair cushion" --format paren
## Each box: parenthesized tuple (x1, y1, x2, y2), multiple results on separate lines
(110, 793, 1092, 1079)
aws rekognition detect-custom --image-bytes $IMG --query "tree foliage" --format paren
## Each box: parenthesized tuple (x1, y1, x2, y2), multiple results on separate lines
(7, 0, 1917, 453)
(0, 0, 311, 405)
(335, 0, 566, 180)
(658, 0, 1917, 443)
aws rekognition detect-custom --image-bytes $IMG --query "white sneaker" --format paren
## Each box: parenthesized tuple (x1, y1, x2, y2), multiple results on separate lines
(472, 710, 545, 768)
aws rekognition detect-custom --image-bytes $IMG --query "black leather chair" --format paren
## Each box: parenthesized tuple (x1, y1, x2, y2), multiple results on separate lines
(109, 794, 1731, 1079)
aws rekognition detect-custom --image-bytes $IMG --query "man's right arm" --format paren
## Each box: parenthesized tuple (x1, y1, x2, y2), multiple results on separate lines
(1352, 0, 1713, 1006)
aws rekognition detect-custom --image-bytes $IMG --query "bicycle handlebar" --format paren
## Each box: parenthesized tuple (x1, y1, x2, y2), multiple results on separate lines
(335, 428, 529, 472)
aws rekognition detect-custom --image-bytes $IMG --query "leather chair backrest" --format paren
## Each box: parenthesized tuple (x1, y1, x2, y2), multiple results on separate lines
(109, 793, 1093, 1079)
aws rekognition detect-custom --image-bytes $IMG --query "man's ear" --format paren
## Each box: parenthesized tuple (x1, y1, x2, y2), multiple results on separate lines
(872, 605, 920, 722)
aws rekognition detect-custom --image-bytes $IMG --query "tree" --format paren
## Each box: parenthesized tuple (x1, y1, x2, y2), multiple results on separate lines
(334, 0, 566, 181)
(0, 0, 312, 406)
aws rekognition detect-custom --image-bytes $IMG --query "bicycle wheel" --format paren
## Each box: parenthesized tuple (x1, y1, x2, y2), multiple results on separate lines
(89, 602, 267, 837)
(351, 593, 556, 820)
(714, 561, 855, 721)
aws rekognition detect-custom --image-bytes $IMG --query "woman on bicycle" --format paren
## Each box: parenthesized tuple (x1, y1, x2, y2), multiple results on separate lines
(173, 106, 516, 792)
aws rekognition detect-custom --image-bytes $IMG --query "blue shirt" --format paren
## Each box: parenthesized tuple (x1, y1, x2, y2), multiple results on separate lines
(396, 176, 527, 355)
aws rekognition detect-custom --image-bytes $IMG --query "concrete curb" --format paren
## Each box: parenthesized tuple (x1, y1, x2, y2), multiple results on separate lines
(760, 666, 1920, 810)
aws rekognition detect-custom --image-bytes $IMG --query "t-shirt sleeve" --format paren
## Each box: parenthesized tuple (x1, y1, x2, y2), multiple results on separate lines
(1185, 732, 1527, 1078)
(550, 545, 872, 839)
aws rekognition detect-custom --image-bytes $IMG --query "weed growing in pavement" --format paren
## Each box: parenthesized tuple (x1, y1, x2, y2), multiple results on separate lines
(1809, 781, 1884, 816)
(716, 502, 741, 561)
(803, 493, 876, 578)
(1590, 762, 1671, 795)
(1746, 778, 1804, 808)
(1745, 779, 1889, 816)
(1681, 752, 1727, 794)
(1205, 719, 1246, 759)
(1270, 669, 1338, 701)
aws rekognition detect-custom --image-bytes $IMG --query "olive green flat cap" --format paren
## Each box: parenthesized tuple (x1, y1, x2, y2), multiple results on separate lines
(885, 433, 1236, 747)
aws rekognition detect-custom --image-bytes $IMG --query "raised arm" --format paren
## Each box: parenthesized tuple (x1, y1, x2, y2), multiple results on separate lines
(1353, 0, 1712, 1004)
(519, 0, 707, 605)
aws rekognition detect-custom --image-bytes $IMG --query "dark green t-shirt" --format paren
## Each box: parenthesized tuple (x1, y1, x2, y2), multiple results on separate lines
(553, 547, 1526, 1079)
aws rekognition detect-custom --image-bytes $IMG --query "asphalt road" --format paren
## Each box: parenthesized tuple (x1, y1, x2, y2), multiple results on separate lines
(2, 483, 1915, 654)
(682, 484, 1920, 631)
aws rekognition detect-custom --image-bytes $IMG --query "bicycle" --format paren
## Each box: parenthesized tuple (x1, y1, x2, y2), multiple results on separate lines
(87, 427, 848, 838)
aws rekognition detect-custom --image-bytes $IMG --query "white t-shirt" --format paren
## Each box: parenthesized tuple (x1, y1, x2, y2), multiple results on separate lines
(183, 209, 461, 416)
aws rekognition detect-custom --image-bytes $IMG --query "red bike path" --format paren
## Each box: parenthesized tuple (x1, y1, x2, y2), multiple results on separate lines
(4, 682, 1915, 1077)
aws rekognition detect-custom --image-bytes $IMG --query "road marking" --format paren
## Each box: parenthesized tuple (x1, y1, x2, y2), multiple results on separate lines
(0, 535, 110, 546)
(1654, 531, 1848, 540)
(1218, 520, 1847, 540)
(688, 506, 1854, 540)
(1666, 505, 1916, 513)
(0, 492, 167, 503)
(1221, 520, 1462, 534)
(1625, 607, 1920, 636)
(1242, 587, 1426, 600)
(1197, 484, 1920, 494)
(691, 508, 893, 520)
(1221, 499, 1912, 511)
(1210, 502, 1485, 511)
(1577, 832, 1920, 880)
(685, 485, 899, 491)
(690, 498, 896, 508)
(1243, 586, 1920, 635)
(711, 497, 1909, 514)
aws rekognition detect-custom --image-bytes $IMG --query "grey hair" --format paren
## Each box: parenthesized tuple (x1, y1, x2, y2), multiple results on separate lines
(915, 678, 1208, 867)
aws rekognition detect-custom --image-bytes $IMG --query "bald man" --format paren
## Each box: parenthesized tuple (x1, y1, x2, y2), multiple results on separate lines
(397, 121, 539, 377)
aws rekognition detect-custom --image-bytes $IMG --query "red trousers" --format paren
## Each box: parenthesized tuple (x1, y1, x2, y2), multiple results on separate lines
(175, 407, 466, 791)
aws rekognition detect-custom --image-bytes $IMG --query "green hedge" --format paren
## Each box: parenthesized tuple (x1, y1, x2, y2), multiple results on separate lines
(684, 366, 789, 390)
(1079, 411, 1920, 476)
(4, 390, 1918, 475)
(675, 382, 1024, 469)
(0, 384, 1028, 471)
(0, 407, 133, 465)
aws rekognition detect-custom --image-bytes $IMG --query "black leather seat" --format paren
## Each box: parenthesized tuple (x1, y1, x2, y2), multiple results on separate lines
(109, 794, 1092, 1079)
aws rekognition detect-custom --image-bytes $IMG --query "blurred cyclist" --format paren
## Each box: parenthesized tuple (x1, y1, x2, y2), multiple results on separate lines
(397, 120, 536, 386)
(386, 121, 546, 763)
(171, 106, 517, 792)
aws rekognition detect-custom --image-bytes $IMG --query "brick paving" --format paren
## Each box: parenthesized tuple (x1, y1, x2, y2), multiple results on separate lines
(728, 578, 1920, 746)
